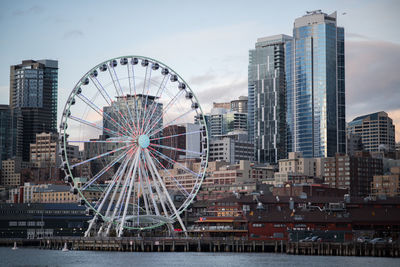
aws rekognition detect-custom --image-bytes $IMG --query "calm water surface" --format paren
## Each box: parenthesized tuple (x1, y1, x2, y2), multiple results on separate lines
(1, 247, 399, 267)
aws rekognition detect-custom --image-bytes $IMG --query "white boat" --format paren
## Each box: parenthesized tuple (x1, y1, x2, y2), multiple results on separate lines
(62, 242, 69, 252)
(12, 242, 18, 250)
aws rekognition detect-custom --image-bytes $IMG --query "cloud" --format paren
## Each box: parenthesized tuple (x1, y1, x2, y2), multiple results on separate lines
(13, 5, 43, 16)
(346, 39, 400, 142)
(63, 30, 84, 40)
(346, 32, 370, 41)
(346, 39, 400, 118)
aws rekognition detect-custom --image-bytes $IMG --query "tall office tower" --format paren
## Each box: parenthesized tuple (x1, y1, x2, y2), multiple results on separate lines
(286, 10, 345, 158)
(0, 105, 22, 166)
(9, 60, 58, 161)
(248, 34, 291, 164)
(347, 111, 396, 152)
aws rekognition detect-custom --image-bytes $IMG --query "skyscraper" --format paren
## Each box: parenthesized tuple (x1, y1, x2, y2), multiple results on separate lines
(286, 10, 345, 158)
(9, 60, 58, 161)
(248, 34, 291, 164)
(347, 111, 396, 152)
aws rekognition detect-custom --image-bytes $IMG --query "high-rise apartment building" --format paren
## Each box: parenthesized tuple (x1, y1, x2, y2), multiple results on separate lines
(9, 60, 58, 161)
(347, 111, 396, 152)
(286, 11, 346, 158)
(248, 34, 291, 164)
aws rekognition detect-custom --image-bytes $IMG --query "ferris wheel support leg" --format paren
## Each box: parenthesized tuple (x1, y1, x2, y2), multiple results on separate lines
(118, 152, 140, 237)
(99, 154, 134, 237)
(144, 149, 188, 236)
(145, 158, 170, 219)
(106, 153, 138, 236)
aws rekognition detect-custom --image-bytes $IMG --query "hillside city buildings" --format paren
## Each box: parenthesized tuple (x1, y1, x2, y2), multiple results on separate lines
(0, 11, 399, 242)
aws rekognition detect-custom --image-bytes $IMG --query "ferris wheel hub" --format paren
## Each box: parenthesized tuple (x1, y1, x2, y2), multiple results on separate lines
(138, 134, 150, 148)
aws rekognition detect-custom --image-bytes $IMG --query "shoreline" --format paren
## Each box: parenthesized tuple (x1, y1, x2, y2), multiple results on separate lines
(1, 237, 399, 257)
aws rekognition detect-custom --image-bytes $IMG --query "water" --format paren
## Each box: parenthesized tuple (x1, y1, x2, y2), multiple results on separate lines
(1, 247, 399, 267)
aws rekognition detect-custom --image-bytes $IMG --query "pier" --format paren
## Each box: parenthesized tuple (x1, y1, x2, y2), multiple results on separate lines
(1, 237, 399, 257)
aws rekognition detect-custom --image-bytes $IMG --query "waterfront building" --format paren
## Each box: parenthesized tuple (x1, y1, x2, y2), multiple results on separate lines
(274, 152, 325, 185)
(9, 60, 58, 161)
(248, 35, 291, 164)
(0, 203, 90, 238)
(371, 167, 400, 197)
(323, 152, 383, 197)
(347, 111, 396, 153)
(286, 11, 346, 158)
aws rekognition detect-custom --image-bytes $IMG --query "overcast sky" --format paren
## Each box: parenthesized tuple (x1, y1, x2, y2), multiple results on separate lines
(0, 0, 399, 141)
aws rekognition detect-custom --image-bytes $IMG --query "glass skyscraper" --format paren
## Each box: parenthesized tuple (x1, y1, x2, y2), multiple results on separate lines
(248, 35, 292, 163)
(286, 11, 345, 158)
(9, 59, 58, 161)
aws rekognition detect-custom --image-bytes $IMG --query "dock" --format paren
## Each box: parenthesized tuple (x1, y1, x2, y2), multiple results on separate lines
(1, 237, 399, 257)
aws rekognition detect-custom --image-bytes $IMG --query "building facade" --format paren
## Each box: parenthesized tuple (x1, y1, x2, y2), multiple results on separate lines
(347, 111, 396, 153)
(0, 105, 22, 165)
(1, 158, 21, 188)
(209, 133, 254, 164)
(274, 152, 325, 185)
(371, 167, 400, 197)
(286, 11, 346, 158)
(249, 34, 291, 164)
(9, 60, 58, 161)
(324, 152, 383, 197)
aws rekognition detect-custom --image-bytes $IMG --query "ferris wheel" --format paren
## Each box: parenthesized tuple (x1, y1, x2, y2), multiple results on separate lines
(59, 56, 208, 237)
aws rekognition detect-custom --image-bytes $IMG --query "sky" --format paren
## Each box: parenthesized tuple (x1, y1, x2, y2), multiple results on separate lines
(0, 0, 399, 141)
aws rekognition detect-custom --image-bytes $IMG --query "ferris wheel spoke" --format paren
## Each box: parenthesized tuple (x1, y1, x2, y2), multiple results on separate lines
(81, 146, 133, 191)
(144, 89, 185, 136)
(147, 146, 201, 178)
(150, 130, 203, 141)
(147, 149, 189, 196)
(85, 150, 134, 237)
(118, 150, 141, 236)
(141, 66, 154, 132)
(148, 108, 196, 138)
(138, 164, 150, 215)
(76, 93, 133, 137)
(140, 155, 161, 216)
(104, 151, 137, 236)
(149, 143, 202, 156)
(69, 139, 131, 144)
(92, 76, 136, 136)
(142, 74, 169, 133)
(71, 143, 133, 169)
(143, 149, 187, 234)
(109, 65, 140, 134)
(69, 115, 128, 139)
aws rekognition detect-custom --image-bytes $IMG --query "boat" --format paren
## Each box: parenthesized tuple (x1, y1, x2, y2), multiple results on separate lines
(12, 242, 18, 250)
(62, 242, 69, 252)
